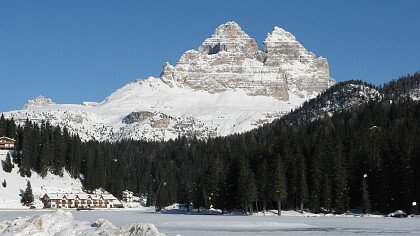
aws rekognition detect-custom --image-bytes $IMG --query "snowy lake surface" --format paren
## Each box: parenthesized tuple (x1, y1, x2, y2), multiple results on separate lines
(1, 210, 420, 235)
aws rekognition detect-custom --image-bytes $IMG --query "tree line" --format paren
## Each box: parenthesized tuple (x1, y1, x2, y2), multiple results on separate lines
(1, 73, 420, 215)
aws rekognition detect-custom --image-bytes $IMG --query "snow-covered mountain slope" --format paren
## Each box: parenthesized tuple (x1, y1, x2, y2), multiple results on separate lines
(4, 78, 304, 141)
(283, 81, 382, 124)
(0, 210, 165, 236)
(3, 22, 335, 142)
(381, 72, 420, 101)
(0, 150, 84, 209)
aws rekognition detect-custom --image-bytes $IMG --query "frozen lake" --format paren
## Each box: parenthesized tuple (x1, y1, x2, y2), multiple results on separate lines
(1, 210, 420, 235)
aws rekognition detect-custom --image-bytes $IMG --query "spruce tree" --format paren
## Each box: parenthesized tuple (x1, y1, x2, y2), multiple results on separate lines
(321, 174, 332, 212)
(270, 156, 287, 215)
(238, 159, 257, 214)
(191, 174, 207, 212)
(360, 175, 371, 214)
(21, 180, 34, 206)
(332, 141, 348, 214)
(2, 179, 6, 188)
(256, 157, 269, 213)
(296, 152, 308, 213)
(52, 126, 65, 176)
(39, 137, 52, 178)
(309, 151, 322, 213)
(21, 119, 33, 177)
(2, 152, 14, 173)
(207, 159, 226, 212)
(0, 114, 5, 135)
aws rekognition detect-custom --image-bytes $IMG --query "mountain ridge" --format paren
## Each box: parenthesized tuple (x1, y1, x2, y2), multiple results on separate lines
(3, 21, 335, 142)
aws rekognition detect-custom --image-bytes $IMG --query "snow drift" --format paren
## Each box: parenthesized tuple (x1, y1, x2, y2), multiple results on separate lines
(0, 209, 165, 236)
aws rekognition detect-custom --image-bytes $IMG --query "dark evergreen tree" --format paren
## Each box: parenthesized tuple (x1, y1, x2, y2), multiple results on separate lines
(21, 180, 34, 206)
(360, 175, 371, 214)
(238, 159, 257, 214)
(321, 174, 332, 212)
(332, 141, 348, 214)
(270, 156, 287, 215)
(2, 152, 14, 173)
(294, 149, 308, 213)
(255, 157, 269, 213)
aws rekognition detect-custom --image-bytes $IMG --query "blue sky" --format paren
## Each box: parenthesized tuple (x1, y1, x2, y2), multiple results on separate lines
(1, 0, 419, 112)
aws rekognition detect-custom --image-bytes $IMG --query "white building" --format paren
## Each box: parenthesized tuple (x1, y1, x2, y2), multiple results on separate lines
(0, 137, 15, 150)
(42, 193, 117, 209)
(122, 190, 133, 203)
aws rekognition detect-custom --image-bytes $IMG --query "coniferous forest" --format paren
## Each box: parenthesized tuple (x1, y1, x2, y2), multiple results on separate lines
(1, 72, 420, 215)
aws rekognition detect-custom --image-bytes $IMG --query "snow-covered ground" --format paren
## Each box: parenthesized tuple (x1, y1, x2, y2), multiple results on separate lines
(0, 150, 85, 209)
(0, 209, 419, 235)
(0, 209, 164, 236)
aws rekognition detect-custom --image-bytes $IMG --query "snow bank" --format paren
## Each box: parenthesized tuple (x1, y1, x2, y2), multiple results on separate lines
(0, 209, 165, 236)
(0, 150, 85, 209)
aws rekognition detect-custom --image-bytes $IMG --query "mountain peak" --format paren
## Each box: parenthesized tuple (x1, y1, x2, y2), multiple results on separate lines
(198, 21, 258, 56)
(212, 21, 243, 38)
(5, 22, 335, 142)
(265, 26, 297, 43)
(161, 21, 334, 101)
(23, 96, 55, 109)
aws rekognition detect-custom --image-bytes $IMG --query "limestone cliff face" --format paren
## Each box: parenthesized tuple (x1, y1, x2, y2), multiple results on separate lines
(23, 96, 56, 109)
(263, 27, 332, 98)
(160, 22, 334, 101)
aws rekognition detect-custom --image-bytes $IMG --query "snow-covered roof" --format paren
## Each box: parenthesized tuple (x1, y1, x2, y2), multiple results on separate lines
(0, 137, 15, 142)
(76, 194, 90, 200)
(43, 193, 117, 201)
(44, 194, 65, 200)
(102, 194, 117, 200)
(90, 194, 103, 200)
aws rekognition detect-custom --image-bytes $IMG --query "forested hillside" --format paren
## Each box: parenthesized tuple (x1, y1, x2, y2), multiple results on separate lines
(1, 73, 419, 215)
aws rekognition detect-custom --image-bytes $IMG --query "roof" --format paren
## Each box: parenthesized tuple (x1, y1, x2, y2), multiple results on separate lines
(0, 137, 15, 142)
(76, 194, 90, 200)
(102, 194, 117, 200)
(43, 193, 117, 201)
(43, 193, 65, 200)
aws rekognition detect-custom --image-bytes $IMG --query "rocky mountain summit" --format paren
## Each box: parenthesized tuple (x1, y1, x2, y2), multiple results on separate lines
(4, 22, 335, 142)
(161, 21, 334, 100)
(23, 96, 55, 109)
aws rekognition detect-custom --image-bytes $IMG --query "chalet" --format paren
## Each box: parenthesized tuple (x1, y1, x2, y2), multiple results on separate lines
(122, 190, 134, 203)
(0, 137, 15, 150)
(42, 193, 117, 209)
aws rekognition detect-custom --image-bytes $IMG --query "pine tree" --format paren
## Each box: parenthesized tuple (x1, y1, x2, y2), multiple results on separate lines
(20, 119, 33, 177)
(207, 159, 226, 211)
(321, 174, 332, 212)
(0, 114, 5, 135)
(39, 137, 52, 177)
(2, 179, 6, 188)
(332, 141, 348, 214)
(51, 126, 65, 176)
(360, 175, 371, 214)
(296, 151, 308, 213)
(238, 158, 257, 214)
(309, 151, 322, 213)
(270, 156, 287, 215)
(68, 137, 82, 178)
(2, 152, 14, 173)
(191, 174, 207, 212)
(21, 180, 34, 206)
(256, 157, 269, 213)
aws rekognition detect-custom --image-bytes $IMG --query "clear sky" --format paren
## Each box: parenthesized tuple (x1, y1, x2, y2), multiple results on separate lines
(1, 0, 419, 112)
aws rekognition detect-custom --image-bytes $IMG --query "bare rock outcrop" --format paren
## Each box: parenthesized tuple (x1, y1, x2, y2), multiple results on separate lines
(160, 21, 334, 101)
(23, 96, 55, 109)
